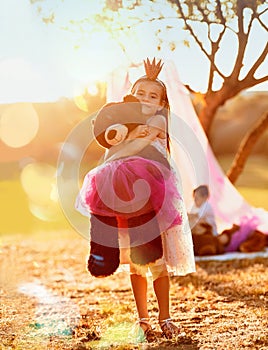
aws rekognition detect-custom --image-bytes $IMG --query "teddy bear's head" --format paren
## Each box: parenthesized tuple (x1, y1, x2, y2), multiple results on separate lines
(93, 95, 146, 149)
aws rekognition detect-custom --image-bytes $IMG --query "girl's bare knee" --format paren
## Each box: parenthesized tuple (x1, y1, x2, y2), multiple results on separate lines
(150, 263, 168, 281)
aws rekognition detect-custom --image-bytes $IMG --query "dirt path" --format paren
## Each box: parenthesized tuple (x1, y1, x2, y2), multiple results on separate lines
(0, 231, 267, 349)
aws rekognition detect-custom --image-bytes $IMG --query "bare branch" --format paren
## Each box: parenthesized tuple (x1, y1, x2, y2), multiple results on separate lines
(207, 24, 227, 92)
(172, 0, 226, 80)
(244, 41, 268, 80)
(173, 1, 209, 54)
(193, 0, 209, 23)
(258, 7, 268, 17)
(257, 14, 268, 32)
(215, 0, 226, 25)
(236, 0, 245, 34)
(254, 75, 268, 85)
(224, 70, 268, 97)
(235, 74, 268, 93)
(246, 10, 256, 34)
(231, 3, 255, 80)
(227, 111, 268, 184)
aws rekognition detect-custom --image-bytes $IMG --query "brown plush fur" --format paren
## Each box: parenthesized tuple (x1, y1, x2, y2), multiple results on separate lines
(217, 225, 267, 254)
(239, 230, 267, 253)
(217, 224, 240, 247)
(191, 223, 225, 256)
(191, 222, 267, 256)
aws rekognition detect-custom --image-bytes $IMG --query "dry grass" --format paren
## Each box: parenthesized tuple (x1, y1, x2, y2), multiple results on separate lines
(0, 231, 267, 350)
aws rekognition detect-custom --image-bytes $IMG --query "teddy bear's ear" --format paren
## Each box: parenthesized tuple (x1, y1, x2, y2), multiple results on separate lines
(123, 94, 140, 103)
(123, 95, 143, 116)
(104, 124, 128, 146)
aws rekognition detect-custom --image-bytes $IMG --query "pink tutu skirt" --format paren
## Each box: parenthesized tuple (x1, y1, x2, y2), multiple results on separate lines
(76, 156, 182, 231)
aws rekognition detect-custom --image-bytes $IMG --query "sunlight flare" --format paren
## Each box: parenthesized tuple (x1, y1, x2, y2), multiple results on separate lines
(20, 162, 63, 221)
(20, 162, 56, 205)
(19, 282, 80, 336)
(28, 200, 62, 222)
(73, 94, 88, 112)
(0, 103, 39, 148)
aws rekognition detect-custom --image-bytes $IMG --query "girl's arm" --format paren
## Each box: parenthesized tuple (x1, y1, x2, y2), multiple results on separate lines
(105, 115, 166, 162)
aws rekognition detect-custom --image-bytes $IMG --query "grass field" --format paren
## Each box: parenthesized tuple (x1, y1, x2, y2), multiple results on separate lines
(218, 154, 268, 210)
(0, 155, 267, 235)
(0, 155, 267, 350)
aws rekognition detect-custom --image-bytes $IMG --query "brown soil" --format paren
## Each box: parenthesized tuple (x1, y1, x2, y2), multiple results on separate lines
(0, 231, 267, 350)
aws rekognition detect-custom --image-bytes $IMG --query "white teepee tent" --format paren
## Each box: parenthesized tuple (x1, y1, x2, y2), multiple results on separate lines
(106, 60, 268, 234)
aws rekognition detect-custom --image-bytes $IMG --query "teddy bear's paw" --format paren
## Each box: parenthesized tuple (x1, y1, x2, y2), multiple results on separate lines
(87, 244, 120, 277)
(198, 244, 217, 256)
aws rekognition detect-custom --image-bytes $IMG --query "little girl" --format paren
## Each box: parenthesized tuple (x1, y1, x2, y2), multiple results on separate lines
(76, 59, 195, 341)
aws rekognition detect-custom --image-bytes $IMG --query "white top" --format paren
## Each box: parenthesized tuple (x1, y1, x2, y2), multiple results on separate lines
(191, 201, 218, 236)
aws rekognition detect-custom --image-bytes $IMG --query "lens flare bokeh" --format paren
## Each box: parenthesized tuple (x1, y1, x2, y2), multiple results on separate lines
(0, 103, 39, 148)
(20, 162, 62, 221)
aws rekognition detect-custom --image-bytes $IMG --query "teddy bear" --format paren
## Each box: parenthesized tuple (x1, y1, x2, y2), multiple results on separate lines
(189, 208, 268, 256)
(218, 224, 267, 253)
(239, 230, 267, 252)
(84, 96, 172, 277)
(93, 94, 170, 168)
(190, 221, 225, 256)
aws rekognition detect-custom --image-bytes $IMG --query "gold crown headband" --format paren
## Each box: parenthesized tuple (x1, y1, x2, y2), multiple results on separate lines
(143, 58, 163, 80)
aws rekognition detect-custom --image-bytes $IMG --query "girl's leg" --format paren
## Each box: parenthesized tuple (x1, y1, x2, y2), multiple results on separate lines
(153, 275, 170, 321)
(150, 263, 170, 320)
(130, 271, 158, 343)
(130, 273, 149, 321)
(129, 262, 152, 335)
(150, 263, 180, 338)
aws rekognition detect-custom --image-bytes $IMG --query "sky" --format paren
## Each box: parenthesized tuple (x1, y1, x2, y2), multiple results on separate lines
(0, 0, 267, 103)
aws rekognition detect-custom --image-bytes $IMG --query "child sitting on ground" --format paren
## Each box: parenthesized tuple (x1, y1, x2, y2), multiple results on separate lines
(188, 185, 218, 236)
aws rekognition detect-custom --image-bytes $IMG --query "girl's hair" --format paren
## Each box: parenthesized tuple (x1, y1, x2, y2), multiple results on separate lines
(130, 76, 171, 152)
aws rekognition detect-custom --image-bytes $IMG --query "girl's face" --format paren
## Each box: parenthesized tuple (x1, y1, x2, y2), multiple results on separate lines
(132, 80, 164, 116)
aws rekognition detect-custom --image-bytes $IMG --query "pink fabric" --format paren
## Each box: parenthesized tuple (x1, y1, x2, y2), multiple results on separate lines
(106, 60, 268, 234)
(225, 216, 260, 252)
(76, 156, 182, 232)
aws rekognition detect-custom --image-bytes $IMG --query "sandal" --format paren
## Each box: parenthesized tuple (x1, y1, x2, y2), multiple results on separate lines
(129, 318, 156, 343)
(159, 318, 180, 339)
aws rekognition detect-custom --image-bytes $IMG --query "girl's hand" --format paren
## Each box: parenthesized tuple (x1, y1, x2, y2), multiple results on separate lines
(127, 125, 149, 140)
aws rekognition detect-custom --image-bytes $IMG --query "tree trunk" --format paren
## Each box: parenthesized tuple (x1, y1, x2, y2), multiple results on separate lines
(198, 85, 234, 136)
(227, 111, 268, 184)
(198, 79, 259, 137)
(198, 101, 218, 136)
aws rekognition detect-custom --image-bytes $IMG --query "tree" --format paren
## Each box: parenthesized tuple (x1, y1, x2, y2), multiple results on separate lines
(103, 0, 268, 135)
(166, 0, 268, 183)
(32, 0, 268, 182)
(167, 0, 268, 135)
(104, 0, 268, 183)
(32, 1, 268, 135)
(227, 111, 268, 183)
